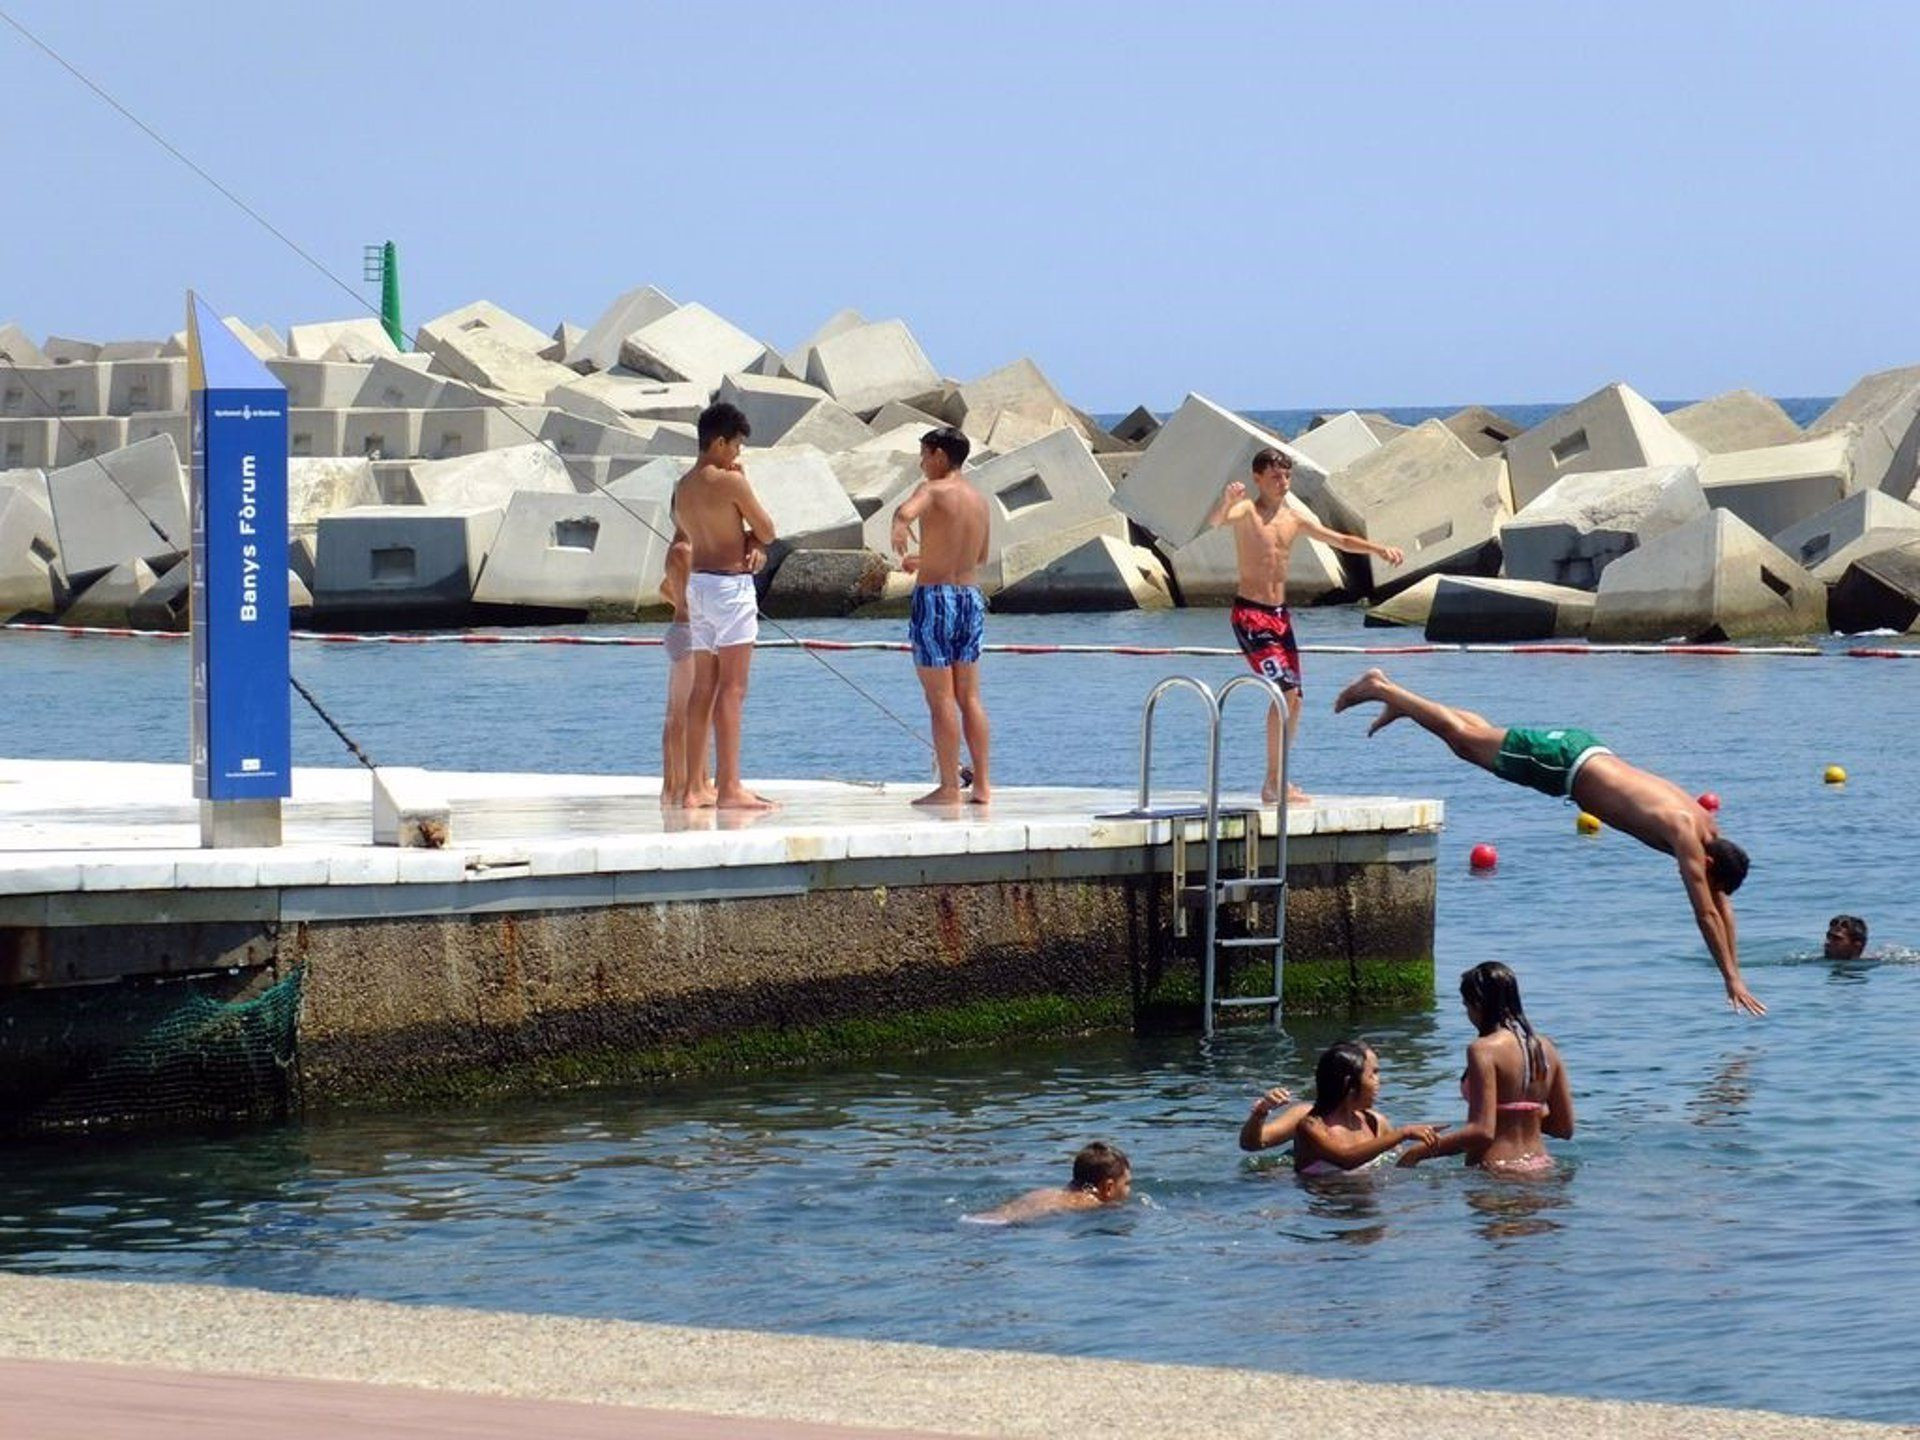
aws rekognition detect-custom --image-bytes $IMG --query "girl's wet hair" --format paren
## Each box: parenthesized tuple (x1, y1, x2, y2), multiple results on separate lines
(1309, 1041, 1373, 1117)
(1460, 961, 1544, 1087)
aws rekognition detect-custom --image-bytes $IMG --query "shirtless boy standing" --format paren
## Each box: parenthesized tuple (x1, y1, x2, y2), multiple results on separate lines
(890, 427, 991, 806)
(1203, 447, 1404, 803)
(673, 402, 777, 811)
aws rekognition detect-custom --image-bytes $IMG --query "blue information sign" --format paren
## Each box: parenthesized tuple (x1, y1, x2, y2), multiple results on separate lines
(187, 295, 291, 801)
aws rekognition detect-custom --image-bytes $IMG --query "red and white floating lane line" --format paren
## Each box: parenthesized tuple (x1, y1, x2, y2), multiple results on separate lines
(5, 620, 1916, 658)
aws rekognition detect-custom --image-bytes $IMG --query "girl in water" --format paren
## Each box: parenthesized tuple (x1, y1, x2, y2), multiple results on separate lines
(1292, 1041, 1437, 1175)
(1398, 961, 1575, 1173)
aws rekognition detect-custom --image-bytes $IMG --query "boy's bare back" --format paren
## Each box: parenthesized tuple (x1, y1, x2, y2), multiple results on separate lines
(904, 477, 990, 586)
(674, 462, 760, 572)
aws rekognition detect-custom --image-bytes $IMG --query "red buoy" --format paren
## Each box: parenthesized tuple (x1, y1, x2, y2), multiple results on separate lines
(1697, 792, 1721, 812)
(1469, 843, 1498, 872)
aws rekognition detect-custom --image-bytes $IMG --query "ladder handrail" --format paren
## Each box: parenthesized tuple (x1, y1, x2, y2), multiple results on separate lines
(1216, 674, 1292, 1029)
(1136, 675, 1218, 811)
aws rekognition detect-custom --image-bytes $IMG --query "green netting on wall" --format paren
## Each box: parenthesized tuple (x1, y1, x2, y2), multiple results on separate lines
(4, 968, 302, 1136)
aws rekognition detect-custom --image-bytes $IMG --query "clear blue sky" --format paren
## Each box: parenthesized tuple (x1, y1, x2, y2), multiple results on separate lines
(5, 1, 1914, 410)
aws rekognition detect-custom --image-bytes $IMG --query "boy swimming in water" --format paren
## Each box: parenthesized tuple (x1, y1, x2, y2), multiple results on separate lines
(1333, 668, 1761, 1015)
(968, 1142, 1130, 1224)
(1203, 448, 1404, 803)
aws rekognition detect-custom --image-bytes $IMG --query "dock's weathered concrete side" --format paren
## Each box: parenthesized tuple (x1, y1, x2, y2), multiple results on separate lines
(0, 762, 1440, 1126)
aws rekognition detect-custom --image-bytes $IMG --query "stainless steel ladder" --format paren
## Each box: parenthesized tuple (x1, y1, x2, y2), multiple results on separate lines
(1133, 674, 1292, 1036)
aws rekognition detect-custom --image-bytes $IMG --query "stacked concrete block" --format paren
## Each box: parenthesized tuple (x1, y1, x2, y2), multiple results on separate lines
(427, 326, 580, 404)
(996, 534, 1174, 613)
(0, 324, 49, 368)
(1500, 464, 1709, 590)
(0, 420, 56, 469)
(1667, 390, 1802, 454)
(805, 319, 942, 417)
(1442, 406, 1523, 459)
(54, 417, 129, 466)
(1505, 383, 1703, 512)
(627, 419, 699, 457)
(603, 455, 685, 511)
(267, 359, 372, 411)
(1696, 433, 1852, 536)
(288, 456, 382, 531)
(546, 322, 584, 362)
(1319, 420, 1509, 596)
(45, 434, 188, 578)
(1158, 505, 1347, 607)
(0, 484, 63, 620)
(62, 557, 161, 627)
(744, 446, 863, 551)
(417, 301, 552, 360)
(550, 373, 706, 424)
(781, 400, 872, 452)
(313, 504, 506, 624)
(127, 562, 191, 631)
(43, 338, 100, 364)
(126, 413, 190, 453)
(343, 410, 424, 463)
(1828, 539, 1920, 634)
(106, 359, 188, 414)
(1289, 410, 1384, 477)
(1423, 576, 1595, 642)
(1770, 489, 1920, 583)
(1806, 365, 1920, 500)
(1590, 509, 1826, 641)
(1112, 393, 1326, 549)
(1363, 573, 1443, 628)
(619, 303, 767, 394)
(566, 285, 679, 374)
(856, 422, 943, 457)
(981, 408, 1061, 456)
(472, 491, 668, 615)
(867, 400, 945, 434)
(352, 358, 491, 411)
(3, 362, 107, 416)
(783, 307, 866, 382)
(866, 429, 1121, 590)
(538, 411, 652, 459)
(956, 358, 1083, 446)
(825, 448, 919, 519)
(715, 373, 840, 442)
(1112, 406, 1161, 447)
(409, 443, 575, 510)
(286, 319, 400, 361)
(288, 410, 348, 458)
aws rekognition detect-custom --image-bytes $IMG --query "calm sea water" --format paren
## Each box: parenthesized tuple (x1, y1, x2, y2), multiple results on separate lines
(3, 605, 1918, 1423)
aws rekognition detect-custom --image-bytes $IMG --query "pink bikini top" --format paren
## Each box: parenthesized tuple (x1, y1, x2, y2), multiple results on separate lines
(1461, 1076, 1549, 1114)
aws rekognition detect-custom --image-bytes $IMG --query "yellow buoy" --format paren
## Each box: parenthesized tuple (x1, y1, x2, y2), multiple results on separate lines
(1824, 764, 1848, 785)
(1576, 812, 1602, 835)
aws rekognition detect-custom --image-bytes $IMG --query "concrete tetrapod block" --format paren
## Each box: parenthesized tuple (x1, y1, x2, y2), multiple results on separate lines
(313, 504, 505, 626)
(127, 413, 190, 454)
(427, 327, 580, 404)
(1770, 488, 1920, 583)
(550, 373, 706, 424)
(0, 465, 48, 506)
(0, 485, 64, 619)
(825, 448, 919, 519)
(266, 360, 373, 411)
(1505, 382, 1703, 512)
(45, 434, 188, 579)
(96, 340, 167, 361)
(351, 357, 490, 411)
(286, 319, 400, 361)
(288, 410, 347, 458)
(761, 548, 890, 618)
(782, 307, 866, 380)
(1159, 504, 1347, 606)
(1807, 364, 1920, 499)
(804, 319, 942, 417)
(409, 443, 575, 510)
(0, 420, 55, 469)
(619, 303, 767, 394)
(1590, 509, 1826, 642)
(42, 337, 100, 364)
(1500, 463, 1709, 590)
(538, 411, 652, 460)
(955, 358, 1085, 446)
(781, 399, 873, 452)
(743, 446, 864, 552)
(1319, 420, 1509, 596)
(127, 560, 191, 631)
(53, 418, 130, 466)
(372, 767, 451, 849)
(1288, 410, 1384, 478)
(862, 428, 1121, 590)
(1, 362, 104, 416)
(1696, 433, 1853, 537)
(1363, 573, 1443, 628)
(545, 322, 583, 363)
(61, 557, 160, 627)
(855, 422, 943, 457)
(1667, 389, 1802, 454)
(288, 456, 382, 530)
(1828, 538, 1920, 634)
(565, 285, 679, 374)
(0, 323, 49, 368)
(1112, 406, 1161, 447)
(1112, 393, 1327, 549)
(417, 301, 553, 360)
(1441, 406, 1524, 459)
(866, 400, 945, 435)
(472, 491, 666, 617)
(1423, 576, 1596, 643)
(714, 372, 837, 442)
(982, 409, 1068, 456)
(342, 410, 424, 462)
(106, 359, 188, 415)
(996, 533, 1174, 613)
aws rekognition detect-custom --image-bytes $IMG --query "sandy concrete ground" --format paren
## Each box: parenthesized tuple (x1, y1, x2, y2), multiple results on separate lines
(0, 1274, 1909, 1440)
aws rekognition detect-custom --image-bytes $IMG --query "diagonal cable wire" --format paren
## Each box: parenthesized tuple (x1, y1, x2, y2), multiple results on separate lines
(0, 3, 935, 757)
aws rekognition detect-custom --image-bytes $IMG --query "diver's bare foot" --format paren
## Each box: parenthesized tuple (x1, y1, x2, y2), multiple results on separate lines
(914, 786, 965, 806)
(716, 787, 776, 811)
(1333, 668, 1405, 736)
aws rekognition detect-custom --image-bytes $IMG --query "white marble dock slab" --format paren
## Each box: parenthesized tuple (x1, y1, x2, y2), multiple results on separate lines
(0, 758, 1442, 899)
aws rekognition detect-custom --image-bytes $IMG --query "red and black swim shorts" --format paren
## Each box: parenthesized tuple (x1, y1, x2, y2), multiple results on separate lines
(1229, 596, 1302, 692)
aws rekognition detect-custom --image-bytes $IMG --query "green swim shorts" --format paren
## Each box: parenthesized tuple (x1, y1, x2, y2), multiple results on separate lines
(1492, 726, 1612, 799)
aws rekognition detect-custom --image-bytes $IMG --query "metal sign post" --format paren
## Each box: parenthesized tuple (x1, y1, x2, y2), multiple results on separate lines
(186, 294, 291, 846)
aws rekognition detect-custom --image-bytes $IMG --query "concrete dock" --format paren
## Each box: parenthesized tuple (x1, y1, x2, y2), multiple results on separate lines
(0, 758, 1441, 1128)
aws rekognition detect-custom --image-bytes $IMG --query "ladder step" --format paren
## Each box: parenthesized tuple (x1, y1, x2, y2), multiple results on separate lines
(1215, 995, 1283, 1009)
(1216, 935, 1285, 950)
(1181, 878, 1287, 902)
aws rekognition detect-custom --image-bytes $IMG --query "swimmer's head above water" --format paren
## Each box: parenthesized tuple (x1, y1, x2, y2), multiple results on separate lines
(1825, 914, 1868, 960)
(1070, 1141, 1131, 1204)
(1309, 1042, 1379, 1117)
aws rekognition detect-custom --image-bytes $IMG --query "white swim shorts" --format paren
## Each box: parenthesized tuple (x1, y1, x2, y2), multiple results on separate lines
(687, 571, 758, 652)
